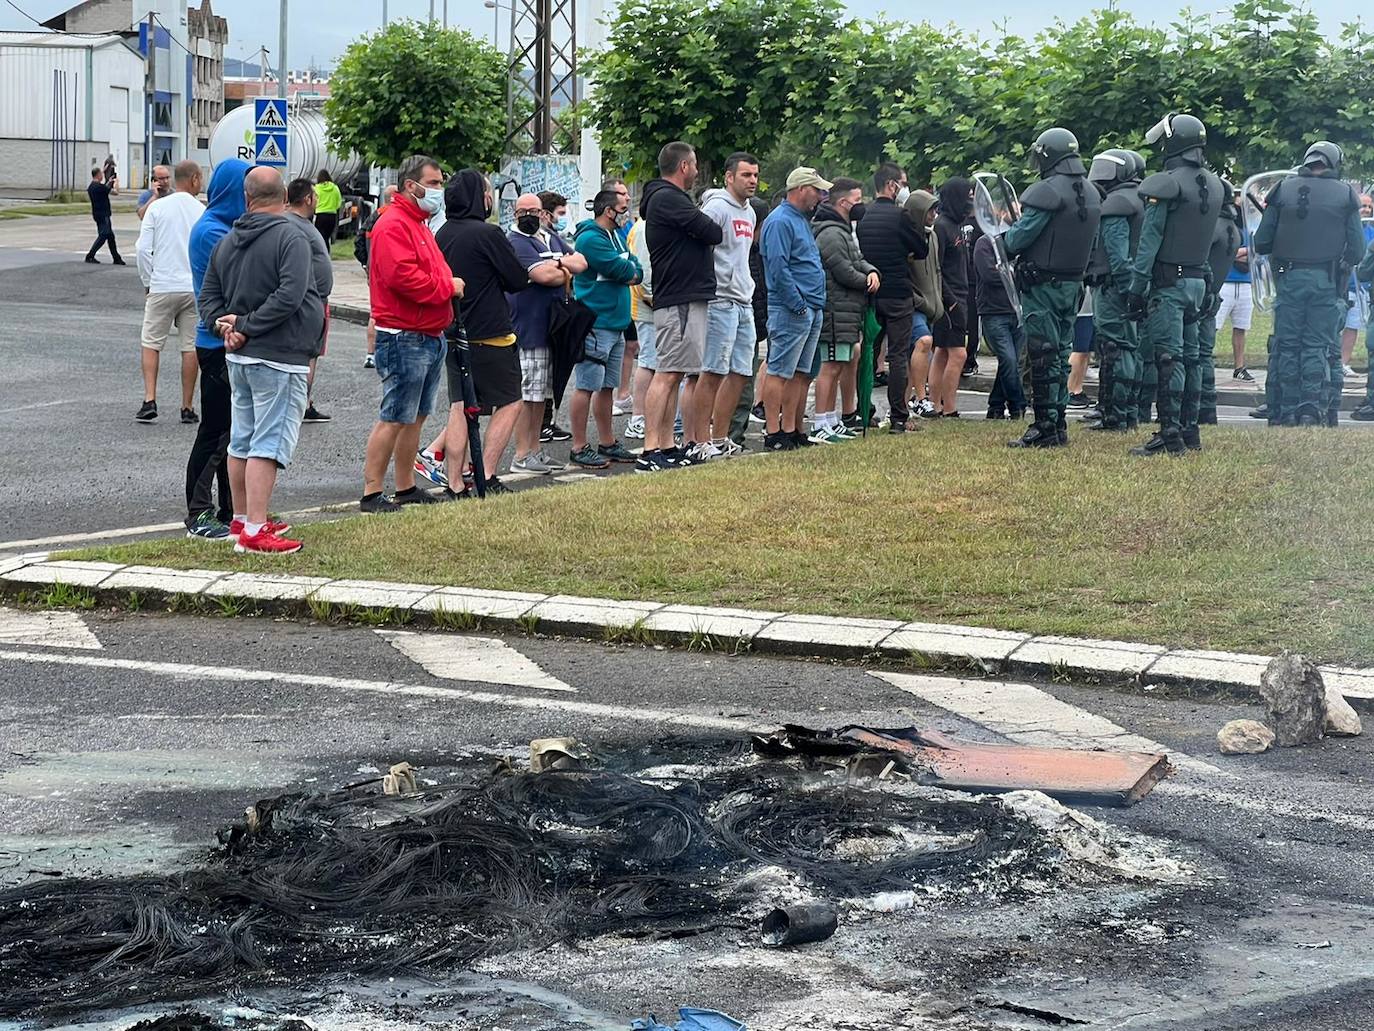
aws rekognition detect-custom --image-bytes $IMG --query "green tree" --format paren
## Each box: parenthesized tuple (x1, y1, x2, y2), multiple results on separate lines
(326, 20, 506, 171)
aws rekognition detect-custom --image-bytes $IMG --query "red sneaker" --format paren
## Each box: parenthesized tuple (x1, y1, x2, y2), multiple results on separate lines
(234, 529, 303, 555)
(229, 518, 292, 539)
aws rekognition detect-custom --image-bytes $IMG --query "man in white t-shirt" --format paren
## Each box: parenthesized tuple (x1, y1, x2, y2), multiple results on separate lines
(135, 159, 205, 423)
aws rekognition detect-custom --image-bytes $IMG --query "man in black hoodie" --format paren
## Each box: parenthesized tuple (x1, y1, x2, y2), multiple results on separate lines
(636, 141, 724, 471)
(930, 177, 974, 416)
(856, 162, 929, 432)
(422, 169, 530, 494)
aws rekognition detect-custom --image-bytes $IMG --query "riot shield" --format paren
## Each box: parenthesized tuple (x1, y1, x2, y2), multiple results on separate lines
(1241, 170, 1291, 313)
(973, 172, 1023, 324)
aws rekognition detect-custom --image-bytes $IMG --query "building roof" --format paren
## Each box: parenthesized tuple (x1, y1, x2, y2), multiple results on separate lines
(0, 30, 135, 52)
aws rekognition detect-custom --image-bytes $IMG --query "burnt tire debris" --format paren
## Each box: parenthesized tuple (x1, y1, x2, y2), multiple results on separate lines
(0, 736, 1170, 1020)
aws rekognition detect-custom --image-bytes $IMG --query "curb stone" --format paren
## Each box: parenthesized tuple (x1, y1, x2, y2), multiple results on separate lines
(2, 554, 1372, 708)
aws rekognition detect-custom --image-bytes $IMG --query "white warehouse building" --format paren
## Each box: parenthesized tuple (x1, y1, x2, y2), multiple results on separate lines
(0, 31, 148, 193)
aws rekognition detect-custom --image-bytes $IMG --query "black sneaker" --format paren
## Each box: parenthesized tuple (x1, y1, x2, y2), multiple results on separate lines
(541, 424, 572, 442)
(360, 493, 402, 513)
(635, 449, 662, 473)
(484, 477, 513, 495)
(790, 431, 818, 448)
(1233, 366, 1255, 382)
(112, 257, 127, 265)
(394, 486, 441, 505)
(663, 445, 696, 467)
(1066, 392, 1091, 409)
(842, 410, 862, 429)
(763, 431, 797, 451)
(961, 361, 979, 377)
(302, 404, 331, 423)
(135, 400, 157, 422)
(1351, 404, 1374, 422)
(441, 487, 472, 500)
(180, 407, 199, 424)
(749, 402, 766, 424)
(84, 255, 100, 264)
(874, 370, 889, 386)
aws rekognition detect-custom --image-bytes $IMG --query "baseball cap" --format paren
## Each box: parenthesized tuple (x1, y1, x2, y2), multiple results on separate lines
(786, 167, 834, 191)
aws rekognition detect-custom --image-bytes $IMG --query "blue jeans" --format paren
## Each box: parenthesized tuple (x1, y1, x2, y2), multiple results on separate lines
(765, 305, 823, 379)
(375, 330, 446, 424)
(703, 300, 756, 376)
(983, 314, 1026, 415)
(573, 327, 625, 392)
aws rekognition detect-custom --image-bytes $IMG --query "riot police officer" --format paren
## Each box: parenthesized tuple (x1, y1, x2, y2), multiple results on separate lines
(1004, 127, 1102, 448)
(1083, 149, 1144, 432)
(1197, 180, 1242, 431)
(1126, 113, 1222, 456)
(1254, 141, 1363, 426)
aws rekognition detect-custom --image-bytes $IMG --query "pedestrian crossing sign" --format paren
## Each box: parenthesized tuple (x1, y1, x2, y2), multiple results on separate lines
(254, 98, 288, 131)
(254, 132, 288, 167)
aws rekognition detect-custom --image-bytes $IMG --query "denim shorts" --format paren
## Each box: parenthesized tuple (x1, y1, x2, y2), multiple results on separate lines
(765, 305, 822, 379)
(226, 360, 309, 468)
(634, 319, 657, 371)
(574, 326, 625, 392)
(911, 313, 932, 342)
(375, 330, 446, 424)
(703, 299, 756, 376)
(1346, 294, 1364, 331)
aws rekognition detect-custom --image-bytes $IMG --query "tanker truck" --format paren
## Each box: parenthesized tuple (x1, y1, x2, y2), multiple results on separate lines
(207, 101, 381, 237)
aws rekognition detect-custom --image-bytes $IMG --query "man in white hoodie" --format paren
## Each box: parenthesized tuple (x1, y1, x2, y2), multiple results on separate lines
(135, 159, 205, 424)
(689, 151, 759, 459)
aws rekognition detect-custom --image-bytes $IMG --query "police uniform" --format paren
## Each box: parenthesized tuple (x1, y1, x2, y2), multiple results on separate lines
(1198, 186, 1242, 427)
(1004, 128, 1102, 448)
(1254, 142, 1364, 426)
(1084, 149, 1144, 432)
(1126, 114, 1222, 456)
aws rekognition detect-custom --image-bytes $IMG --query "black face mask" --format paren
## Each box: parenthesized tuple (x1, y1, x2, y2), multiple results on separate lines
(850, 202, 866, 223)
(516, 214, 541, 235)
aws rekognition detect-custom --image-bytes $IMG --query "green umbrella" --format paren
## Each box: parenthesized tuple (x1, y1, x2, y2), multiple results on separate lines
(859, 306, 880, 434)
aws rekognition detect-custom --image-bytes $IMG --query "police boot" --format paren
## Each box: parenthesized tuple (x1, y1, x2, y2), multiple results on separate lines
(1352, 403, 1374, 422)
(1129, 432, 1181, 457)
(1198, 411, 1218, 426)
(1008, 424, 1062, 449)
(1182, 426, 1202, 451)
(1247, 403, 1268, 420)
(1326, 409, 1339, 428)
(1297, 413, 1321, 427)
(1087, 420, 1126, 432)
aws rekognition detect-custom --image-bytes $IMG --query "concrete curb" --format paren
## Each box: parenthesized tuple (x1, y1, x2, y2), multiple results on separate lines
(3, 553, 1371, 707)
(329, 302, 370, 327)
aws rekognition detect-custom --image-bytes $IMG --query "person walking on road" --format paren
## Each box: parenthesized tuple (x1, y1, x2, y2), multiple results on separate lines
(197, 167, 325, 555)
(134, 159, 205, 424)
(85, 167, 124, 265)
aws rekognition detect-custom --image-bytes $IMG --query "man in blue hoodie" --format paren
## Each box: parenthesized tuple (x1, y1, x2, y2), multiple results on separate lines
(184, 158, 250, 541)
(570, 189, 642, 468)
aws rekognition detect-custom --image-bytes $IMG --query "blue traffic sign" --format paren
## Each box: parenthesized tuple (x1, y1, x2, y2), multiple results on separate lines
(253, 98, 288, 167)
(254, 132, 288, 167)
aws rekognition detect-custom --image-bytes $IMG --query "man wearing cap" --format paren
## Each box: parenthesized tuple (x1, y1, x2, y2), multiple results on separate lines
(758, 167, 830, 451)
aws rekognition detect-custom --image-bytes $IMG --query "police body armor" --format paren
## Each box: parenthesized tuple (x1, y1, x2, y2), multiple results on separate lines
(1269, 173, 1360, 264)
(1207, 216, 1241, 297)
(1139, 163, 1223, 271)
(1018, 173, 1102, 279)
(1085, 183, 1144, 283)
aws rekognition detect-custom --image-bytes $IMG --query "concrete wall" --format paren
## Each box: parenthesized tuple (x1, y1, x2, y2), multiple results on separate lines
(62, 0, 134, 34)
(0, 137, 145, 193)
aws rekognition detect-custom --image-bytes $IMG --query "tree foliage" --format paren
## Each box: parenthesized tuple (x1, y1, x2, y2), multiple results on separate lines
(585, 0, 1374, 189)
(326, 20, 506, 171)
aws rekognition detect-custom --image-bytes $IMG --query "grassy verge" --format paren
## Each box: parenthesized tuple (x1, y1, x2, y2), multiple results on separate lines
(330, 237, 356, 262)
(0, 202, 137, 217)
(72, 423, 1374, 665)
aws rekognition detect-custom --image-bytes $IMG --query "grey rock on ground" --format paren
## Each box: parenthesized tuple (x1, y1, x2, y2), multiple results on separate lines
(1324, 683, 1364, 737)
(1258, 654, 1328, 747)
(1218, 718, 1277, 755)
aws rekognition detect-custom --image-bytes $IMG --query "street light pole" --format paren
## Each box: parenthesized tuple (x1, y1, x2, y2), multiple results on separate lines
(383, 1, 388, 27)
(277, 0, 288, 99)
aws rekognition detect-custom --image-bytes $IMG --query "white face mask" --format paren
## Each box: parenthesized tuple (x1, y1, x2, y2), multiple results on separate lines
(416, 185, 444, 216)
(895, 185, 911, 205)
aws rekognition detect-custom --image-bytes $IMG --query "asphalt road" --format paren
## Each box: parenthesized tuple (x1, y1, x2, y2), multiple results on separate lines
(2, 235, 1370, 552)
(1, 608, 1372, 1029)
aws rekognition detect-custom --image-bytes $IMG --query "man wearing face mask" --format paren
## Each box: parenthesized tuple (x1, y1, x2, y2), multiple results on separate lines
(362, 155, 465, 512)
(541, 191, 573, 245)
(420, 169, 533, 495)
(856, 161, 929, 433)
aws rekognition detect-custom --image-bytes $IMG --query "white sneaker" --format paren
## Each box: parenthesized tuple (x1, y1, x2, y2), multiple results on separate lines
(612, 395, 634, 416)
(414, 449, 450, 488)
(711, 436, 744, 457)
(689, 440, 722, 462)
(807, 426, 837, 444)
(830, 423, 860, 440)
(512, 453, 553, 475)
(537, 448, 567, 470)
(1343, 364, 1359, 379)
(915, 398, 938, 419)
(624, 415, 646, 439)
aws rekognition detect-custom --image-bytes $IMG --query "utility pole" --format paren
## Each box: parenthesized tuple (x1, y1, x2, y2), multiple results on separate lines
(382, 0, 388, 26)
(144, 10, 155, 177)
(259, 45, 267, 95)
(278, 0, 288, 99)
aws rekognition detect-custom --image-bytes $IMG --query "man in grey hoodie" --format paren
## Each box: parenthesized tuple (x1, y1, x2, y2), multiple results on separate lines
(691, 152, 759, 460)
(198, 167, 323, 555)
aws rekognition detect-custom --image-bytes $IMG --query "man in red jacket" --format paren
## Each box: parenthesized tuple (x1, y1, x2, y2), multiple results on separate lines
(361, 155, 466, 511)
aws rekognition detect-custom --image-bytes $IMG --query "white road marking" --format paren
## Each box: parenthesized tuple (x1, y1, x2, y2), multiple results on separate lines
(0, 649, 756, 732)
(871, 670, 1223, 776)
(0, 399, 77, 415)
(0, 607, 101, 650)
(379, 630, 576, 693)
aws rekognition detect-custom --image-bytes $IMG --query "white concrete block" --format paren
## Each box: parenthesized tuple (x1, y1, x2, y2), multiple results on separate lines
(1318, 665, 1374, 702)
(202, 572, 334, 601)
(309, 579, 438, 610)
(1, 560, 124, 587)
(755, 613, 903, 652)
(0, 555, 38, 577)
(414, 587, 547, 620)
(1146, 648, 1270, 687)
(643, 604, 782, 640)
(102, 566, 227, 595)
(1012, 635, 1167, 674)
(528, 595, 664, 629)
(880, 621, 1031, 661)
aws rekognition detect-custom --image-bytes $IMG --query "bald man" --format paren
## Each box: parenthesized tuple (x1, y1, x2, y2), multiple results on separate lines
(197, 167, 324, 554)
(138, 165, 172, 219)
(504, 191, 587, 473)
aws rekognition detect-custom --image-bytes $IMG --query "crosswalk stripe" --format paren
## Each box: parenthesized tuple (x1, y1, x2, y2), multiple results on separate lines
(0, 607, 100, 650)
(379, 630, 576, 693)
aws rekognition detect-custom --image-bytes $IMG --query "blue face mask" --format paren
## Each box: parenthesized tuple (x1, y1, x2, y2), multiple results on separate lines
(554, 215, 568, 232)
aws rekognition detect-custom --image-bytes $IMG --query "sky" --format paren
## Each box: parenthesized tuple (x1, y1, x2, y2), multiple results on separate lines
(0, 0, 1362, 71)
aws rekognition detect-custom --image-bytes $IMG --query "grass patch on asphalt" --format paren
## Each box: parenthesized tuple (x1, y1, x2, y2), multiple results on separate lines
(0, 202, 137, 217)
(72, 423, 1374, 664)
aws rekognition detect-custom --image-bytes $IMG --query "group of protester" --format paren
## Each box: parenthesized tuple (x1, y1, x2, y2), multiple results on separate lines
(112, 117, 1372, 556)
